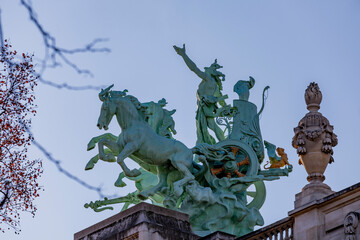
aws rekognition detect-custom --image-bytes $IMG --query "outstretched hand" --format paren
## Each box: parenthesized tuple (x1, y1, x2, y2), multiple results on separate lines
(173, 44, 186, 56)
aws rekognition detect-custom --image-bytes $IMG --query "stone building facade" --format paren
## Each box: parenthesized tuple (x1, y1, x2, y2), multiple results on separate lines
(74, 182, 360, 240)
(240, 182, 360, 240)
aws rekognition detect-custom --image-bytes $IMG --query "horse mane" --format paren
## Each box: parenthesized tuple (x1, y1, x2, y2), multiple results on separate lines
(109, 93, 144, 129)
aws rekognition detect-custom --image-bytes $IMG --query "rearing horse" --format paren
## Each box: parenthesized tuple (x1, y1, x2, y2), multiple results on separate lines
(95, 85, 195, 199)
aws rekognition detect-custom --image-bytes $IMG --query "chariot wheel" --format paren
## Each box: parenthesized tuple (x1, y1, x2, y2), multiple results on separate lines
(246, 180, 266, 209)
(211, 139, 265, 209)
(212, 139, 259, 178)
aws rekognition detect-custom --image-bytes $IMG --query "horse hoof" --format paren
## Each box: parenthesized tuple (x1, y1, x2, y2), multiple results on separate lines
(130, 169, 141, 177)
(87, 140, 96, 151)
(85, 162, 94, 170)
(114, 179, 127, 187)
(104, 154, 116, 162)
(137, 192, 148, 200)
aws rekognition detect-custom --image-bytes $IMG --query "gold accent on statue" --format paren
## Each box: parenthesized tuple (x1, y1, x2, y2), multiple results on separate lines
(211, 156, 250, 177)
(264, 148, 291, 169)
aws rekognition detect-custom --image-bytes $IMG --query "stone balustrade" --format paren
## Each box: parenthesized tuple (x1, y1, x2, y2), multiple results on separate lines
(237, 217, 293, 240)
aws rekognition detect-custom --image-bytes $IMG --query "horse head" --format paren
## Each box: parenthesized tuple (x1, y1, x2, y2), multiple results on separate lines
(97, 85, 116, 130)
(97, 85, 143, 130)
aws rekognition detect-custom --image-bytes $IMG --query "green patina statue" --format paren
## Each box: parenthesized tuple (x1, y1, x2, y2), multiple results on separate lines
(174, 44, 227, 145)
(84, 45, 292, 237)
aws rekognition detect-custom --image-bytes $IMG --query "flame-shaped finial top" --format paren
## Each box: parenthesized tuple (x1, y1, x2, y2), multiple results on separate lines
(305, 82, 322, 112)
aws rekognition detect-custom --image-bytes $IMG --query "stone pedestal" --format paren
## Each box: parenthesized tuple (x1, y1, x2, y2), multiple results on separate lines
(289, 183, 360, 240)
(74, 202, 198, 240)
(294, 181, 334, 209)
(74, 202, 238, 240)
(199, 232, 236, 240)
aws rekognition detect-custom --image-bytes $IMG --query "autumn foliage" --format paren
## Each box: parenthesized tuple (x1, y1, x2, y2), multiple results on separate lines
(0, 40, 42, 233)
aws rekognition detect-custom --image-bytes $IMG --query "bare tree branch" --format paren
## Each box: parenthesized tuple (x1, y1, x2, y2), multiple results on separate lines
(0, 9, 4, 47)
(20, 0, 111, 77)
(0, 3, 117, 202)
(25, 125, 117, 199)
(38, 76, 106, 91)
(0, 181, 10, 209)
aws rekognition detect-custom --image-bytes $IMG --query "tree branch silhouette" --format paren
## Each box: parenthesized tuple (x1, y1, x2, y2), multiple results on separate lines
(27, 127, 111, 199)
(0, 1, 117, 202)
(20, 0, 110, 79)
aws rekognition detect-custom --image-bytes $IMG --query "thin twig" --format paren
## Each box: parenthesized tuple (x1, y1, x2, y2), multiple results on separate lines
(28, 128, 117, 199)
(0, 9, 4, 47)
(38, 75, 106, 91)
(0, 2, 116, 200)
(20, 0, 111, 77)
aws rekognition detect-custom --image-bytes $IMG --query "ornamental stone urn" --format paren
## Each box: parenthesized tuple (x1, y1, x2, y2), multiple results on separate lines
(292, 82, 338, 208)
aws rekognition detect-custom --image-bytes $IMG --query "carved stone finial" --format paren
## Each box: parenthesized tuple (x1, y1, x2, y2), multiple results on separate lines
(344, 212, 360, 240)
(305, 82, 322, 111)
(293, 83, 338, 208)
(292, 82, 338, 184)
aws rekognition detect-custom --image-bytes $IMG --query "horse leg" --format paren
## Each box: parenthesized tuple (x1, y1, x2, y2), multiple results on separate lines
(99, 138, 120, 162)
(117, 142, 141, 177)
(85, 154, 100, 171)
(85, 148, 114, 170)
(87, 133, 118, 151)
(138, 165, 168, 200)
(171, 160, 195, 197)
(114, 172, 127, 187)
(85, 138, 119, 170)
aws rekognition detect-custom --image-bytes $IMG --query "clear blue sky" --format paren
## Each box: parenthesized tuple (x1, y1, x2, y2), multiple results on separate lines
(1, 1, 360, 239)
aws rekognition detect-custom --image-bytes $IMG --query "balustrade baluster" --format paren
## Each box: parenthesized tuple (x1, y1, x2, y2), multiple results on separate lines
(275, 230, 279, 240)
(284, 227, 289, 240)
(279, 228, 284, 240)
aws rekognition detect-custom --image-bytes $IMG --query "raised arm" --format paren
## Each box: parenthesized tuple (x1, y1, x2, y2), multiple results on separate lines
(173, 44, 208, 81)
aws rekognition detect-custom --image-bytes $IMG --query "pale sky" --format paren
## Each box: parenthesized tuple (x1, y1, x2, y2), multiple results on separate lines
(1, 1, 360, 239)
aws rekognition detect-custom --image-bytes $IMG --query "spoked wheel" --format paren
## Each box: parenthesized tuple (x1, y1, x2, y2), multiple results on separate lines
(209, 140, 265, 209)
(211, 139, 259, 178)
(246, 180, 266, 209)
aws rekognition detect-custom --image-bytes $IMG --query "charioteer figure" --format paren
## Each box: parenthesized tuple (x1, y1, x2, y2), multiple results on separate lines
(174, 44, 228, 145)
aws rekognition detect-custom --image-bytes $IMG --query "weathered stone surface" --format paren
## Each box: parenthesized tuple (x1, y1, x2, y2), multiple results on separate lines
(236, 183, 360, 240)
(294, 181, 334, 208)
(199, 231, 236, 240)
(74, 202, 199, 240)
(289, 182, 360, 240)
